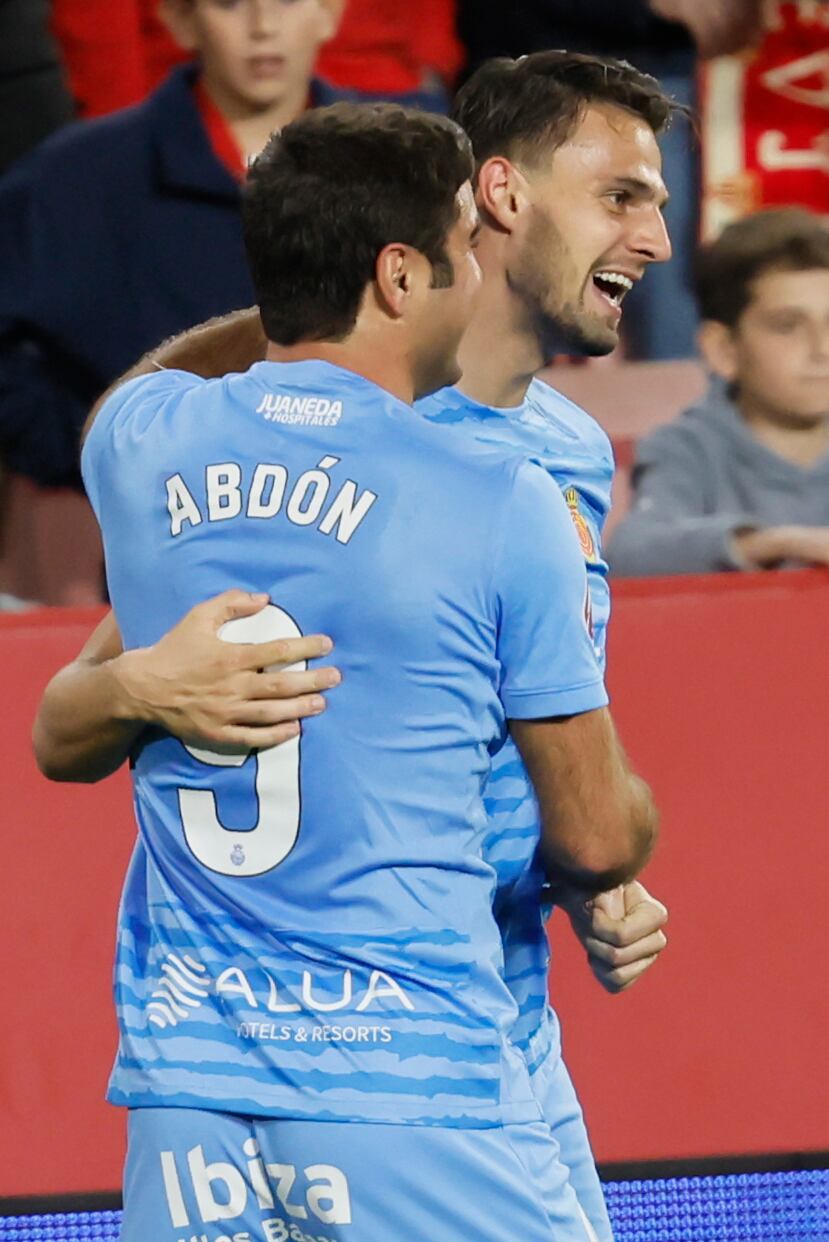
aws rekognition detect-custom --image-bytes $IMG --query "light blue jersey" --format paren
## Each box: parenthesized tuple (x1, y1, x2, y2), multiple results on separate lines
(417, 378, 613, 1076)
(82, 360, 607, 1128)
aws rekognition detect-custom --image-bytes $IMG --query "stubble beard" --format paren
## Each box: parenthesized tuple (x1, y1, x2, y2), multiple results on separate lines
(533, 296, 618, 360)
(512, 209, 619, 360)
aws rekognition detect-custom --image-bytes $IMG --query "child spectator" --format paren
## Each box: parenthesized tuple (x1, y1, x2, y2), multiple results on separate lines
(52, 0, 460, 120)
(608, 209, 829, 575)
(0, 0, 348, 489)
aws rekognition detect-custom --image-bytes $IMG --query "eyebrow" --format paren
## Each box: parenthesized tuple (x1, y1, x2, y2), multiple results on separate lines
(610, 176, 670, 207)
(760, 306, 810, 317)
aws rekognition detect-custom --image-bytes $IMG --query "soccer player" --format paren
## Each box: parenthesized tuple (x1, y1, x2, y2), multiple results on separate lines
(36, 53, 674, 1239)
(75, 102, 657, 1241)
(423, 51, 676, 1238)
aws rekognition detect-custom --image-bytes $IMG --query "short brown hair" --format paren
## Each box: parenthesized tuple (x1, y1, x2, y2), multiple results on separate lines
(451, 50, 681, 172)
(695, 208, 829, 327)
(243, 103, 474, 345)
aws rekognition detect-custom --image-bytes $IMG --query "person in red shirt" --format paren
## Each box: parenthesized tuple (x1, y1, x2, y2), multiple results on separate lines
(317, 0, 462, 104)
(52, 0, 185, 117)
(54, 0, 460, 121)
(53, 0, 343, 131)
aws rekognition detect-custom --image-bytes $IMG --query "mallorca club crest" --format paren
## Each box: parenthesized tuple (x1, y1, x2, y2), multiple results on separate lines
(564, 487, 598, 562)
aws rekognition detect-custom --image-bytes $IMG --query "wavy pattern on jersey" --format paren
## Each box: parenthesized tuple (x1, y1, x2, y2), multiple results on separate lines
(419, 379, 612, 1075)
(110, 1088, 502, 1129)
(109, 896, 540, 1125)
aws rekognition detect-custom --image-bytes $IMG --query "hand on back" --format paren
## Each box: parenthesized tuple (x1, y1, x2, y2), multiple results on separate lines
(114, 589, 340, 751)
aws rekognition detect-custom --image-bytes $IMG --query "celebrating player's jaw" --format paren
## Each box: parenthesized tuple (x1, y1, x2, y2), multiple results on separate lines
(35, 53, 673, 1242)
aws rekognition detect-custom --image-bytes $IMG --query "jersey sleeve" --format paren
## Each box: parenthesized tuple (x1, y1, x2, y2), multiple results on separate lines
(493, 459, 608, 720)
(593, 430, 615, 538)
(81, 368, 202, 517)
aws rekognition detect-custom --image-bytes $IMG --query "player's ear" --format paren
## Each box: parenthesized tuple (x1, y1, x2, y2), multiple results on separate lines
(476, 157, 527, 234)
(697, 319, 739, 384)
(158, 0, 198, 53)
(374, 244, 423, 318)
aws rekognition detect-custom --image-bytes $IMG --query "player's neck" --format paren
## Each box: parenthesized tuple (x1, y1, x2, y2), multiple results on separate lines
(202, 75, 310, 162)
(455, 264, 544, 409)
(264, 339, 415, 405)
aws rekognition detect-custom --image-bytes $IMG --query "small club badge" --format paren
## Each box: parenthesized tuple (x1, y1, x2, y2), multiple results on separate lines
(564, 487, 597, 561)
(230, 844, 246, 868)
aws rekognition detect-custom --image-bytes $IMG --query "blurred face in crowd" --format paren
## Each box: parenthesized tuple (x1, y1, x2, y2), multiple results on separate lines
(411, 183, 484, 398)
(498, 103, 671, 356)
(162, 0, 341, 113)
(701, 268, 829, 423)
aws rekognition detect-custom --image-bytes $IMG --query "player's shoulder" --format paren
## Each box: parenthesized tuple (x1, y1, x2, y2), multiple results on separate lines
(526, 378, 613, 467)
(408, 396, 525, 481)
(438, 436, 571, 547)
(87, 368, 205, 448)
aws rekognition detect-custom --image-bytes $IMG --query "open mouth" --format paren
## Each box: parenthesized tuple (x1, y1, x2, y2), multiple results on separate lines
(591, 270, 635, 311)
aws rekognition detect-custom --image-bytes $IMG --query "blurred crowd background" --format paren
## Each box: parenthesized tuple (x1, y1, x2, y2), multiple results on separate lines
(0, 0, 827, 607)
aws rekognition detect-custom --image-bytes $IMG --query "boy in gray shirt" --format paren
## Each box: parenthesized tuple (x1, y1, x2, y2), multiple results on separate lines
(608, 208, 829, 576)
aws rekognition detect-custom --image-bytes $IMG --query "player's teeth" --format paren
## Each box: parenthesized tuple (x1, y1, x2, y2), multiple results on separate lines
(594, 271, 633, 291)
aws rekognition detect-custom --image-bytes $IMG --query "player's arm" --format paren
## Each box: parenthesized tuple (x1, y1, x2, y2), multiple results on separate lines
(33, 590, 340, 783)
(511, 709, 657, 894)
(82, 307, 266, 441)
(540, 486, 666, 983)
(496, 460, 658, 895)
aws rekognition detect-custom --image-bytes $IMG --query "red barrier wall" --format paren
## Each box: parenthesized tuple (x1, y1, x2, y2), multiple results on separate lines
(551, 570, 829, 1165)
(1, 572, 828, 1195)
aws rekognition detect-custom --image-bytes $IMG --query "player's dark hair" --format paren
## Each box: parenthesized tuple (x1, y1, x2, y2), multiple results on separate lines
(452, 50, 681, 172)
(695, 208, 829, 327)
(242, 102, 474, 345)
